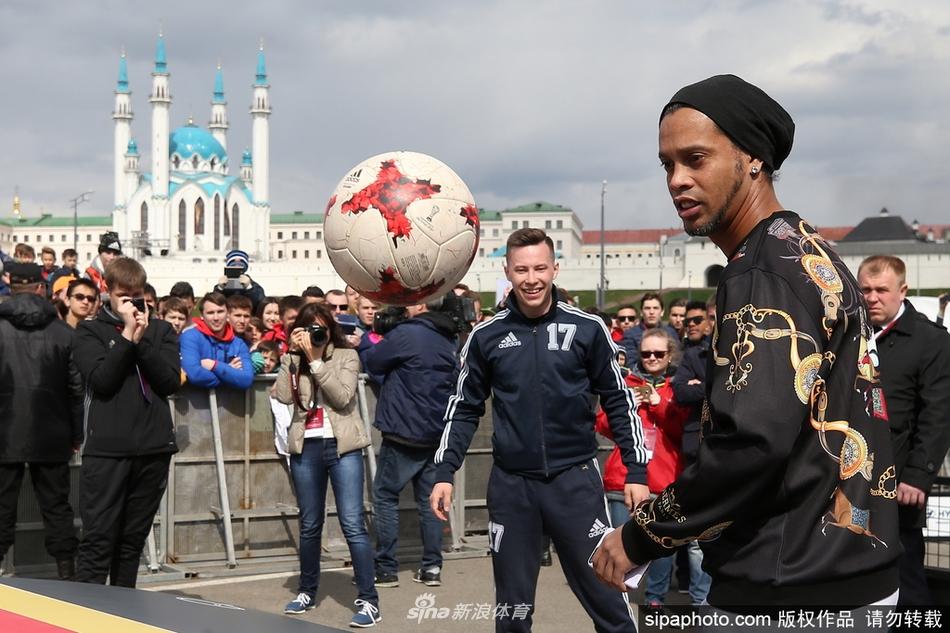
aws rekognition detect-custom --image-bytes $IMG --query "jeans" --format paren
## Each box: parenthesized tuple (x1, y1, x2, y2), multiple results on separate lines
(373, 439, 443, 574)
(687, 540, 711, 605)
(290, 438, 377, 606)
(644, 554, 675, 604)
(607, 497, 630, 530)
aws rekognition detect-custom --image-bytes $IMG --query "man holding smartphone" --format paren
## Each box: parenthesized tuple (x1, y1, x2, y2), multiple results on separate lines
(73, 257, 181, 586)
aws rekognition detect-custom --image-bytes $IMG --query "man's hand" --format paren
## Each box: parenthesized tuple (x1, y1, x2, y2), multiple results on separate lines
(687, 378, 702, 386)
(116, 297, 139, 341)
(624, 483, 649, 510)
(430, 482, 453, 521)
(897, 482, 927, 509)
(200, 359, 216, 371)
(228, 357, 243, 370)
(591, 528, 634, 592)
(131, 304, 148, 343)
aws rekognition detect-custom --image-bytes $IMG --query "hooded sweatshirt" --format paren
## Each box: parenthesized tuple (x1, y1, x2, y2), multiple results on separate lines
(180, 318, 254, 389)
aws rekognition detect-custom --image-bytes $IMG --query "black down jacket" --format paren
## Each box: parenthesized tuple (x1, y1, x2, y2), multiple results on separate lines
(0, 293, 84, 462)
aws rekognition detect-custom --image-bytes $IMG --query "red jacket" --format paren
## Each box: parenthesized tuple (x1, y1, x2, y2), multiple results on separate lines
(261, 322, 289, 354)
(595, 371, 689, 494)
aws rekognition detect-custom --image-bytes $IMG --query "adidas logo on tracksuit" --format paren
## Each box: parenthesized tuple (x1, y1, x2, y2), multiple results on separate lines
(498, 332, 522, 349)
(588, 518, 609, 538)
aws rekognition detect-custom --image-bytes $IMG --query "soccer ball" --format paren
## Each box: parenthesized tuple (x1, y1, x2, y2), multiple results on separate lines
(324, 151, 480, 306)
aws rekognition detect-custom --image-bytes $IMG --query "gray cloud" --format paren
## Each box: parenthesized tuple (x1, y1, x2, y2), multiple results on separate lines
(2, 0, 950, 232)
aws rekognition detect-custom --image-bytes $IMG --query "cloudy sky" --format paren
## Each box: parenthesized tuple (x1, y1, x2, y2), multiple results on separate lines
(2, 0, 949, 232)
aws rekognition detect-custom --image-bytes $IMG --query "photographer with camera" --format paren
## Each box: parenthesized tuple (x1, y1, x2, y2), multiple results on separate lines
(357, 292, 466, 589)
(213, 249, 266, 313)
(73, 257, 180, 587)
(180, 292, 253, 390)
(273, 303, 379, 627)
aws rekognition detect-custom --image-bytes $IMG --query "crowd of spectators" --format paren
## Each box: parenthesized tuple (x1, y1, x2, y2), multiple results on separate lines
(1, 232, 947, 625)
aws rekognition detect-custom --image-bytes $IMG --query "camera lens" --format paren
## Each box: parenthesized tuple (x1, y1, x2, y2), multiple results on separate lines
(308, 325, 328, 346)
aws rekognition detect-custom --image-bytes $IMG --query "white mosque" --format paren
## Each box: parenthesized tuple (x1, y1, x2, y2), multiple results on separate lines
(112, 34, 272, 260)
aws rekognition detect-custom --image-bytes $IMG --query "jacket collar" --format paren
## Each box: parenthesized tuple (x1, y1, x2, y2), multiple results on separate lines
(193, 317, 235, 342)
(889, 300, 918, 337)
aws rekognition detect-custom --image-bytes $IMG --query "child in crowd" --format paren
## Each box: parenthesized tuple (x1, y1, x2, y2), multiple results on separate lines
(160, 296, 190, 335)
(246, 317, 266, 350)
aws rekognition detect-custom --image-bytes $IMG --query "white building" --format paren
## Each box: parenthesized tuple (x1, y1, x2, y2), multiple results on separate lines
(112, 34, 272, 261)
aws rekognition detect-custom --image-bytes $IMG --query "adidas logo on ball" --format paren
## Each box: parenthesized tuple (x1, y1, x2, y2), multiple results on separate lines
(498, 332, 522, 349)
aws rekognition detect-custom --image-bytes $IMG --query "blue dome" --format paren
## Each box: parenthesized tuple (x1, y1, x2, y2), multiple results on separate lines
(169, 124, 227, 162)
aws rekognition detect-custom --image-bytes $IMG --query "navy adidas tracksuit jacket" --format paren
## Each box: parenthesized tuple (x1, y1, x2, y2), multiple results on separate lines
(434, 294, 647, 484)
(434, 290, 644, 632)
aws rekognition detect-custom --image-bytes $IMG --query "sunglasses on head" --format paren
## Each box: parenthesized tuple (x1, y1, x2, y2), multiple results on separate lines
(70, 293, 96, 303)
(617, 315, 637, 322)
(641, 350, 668, 359)
(686, 315, 705, 326)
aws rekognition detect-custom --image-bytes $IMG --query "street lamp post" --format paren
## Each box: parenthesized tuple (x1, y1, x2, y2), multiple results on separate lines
(597, 180, 607, 310)
(70, 191, 93, 253)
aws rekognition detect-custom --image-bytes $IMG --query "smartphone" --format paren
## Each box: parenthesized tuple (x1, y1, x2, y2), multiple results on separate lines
(130, 297, 147, 313)
(633, 385, 652, 399)
(336, 313, 359, 335)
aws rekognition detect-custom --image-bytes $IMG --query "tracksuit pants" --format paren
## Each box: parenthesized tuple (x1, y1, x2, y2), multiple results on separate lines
(75, 454, 171, 587)
(486, 460, 635, 633)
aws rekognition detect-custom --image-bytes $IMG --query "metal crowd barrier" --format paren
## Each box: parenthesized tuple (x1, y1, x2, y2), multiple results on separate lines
(4, 374, 492, 578)
(8, 377, 948, 581)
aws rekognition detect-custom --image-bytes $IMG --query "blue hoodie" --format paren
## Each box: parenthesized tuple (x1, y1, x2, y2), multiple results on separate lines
(180, 318, 254, 389)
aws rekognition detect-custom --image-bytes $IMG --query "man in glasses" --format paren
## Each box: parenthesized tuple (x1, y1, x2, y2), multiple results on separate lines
(612, 305, 638, 343)
(325, 289, 350, 314)
(668, 299, 712, 602)
(64, 278, 100, 328)
(0, 263, 83, 580)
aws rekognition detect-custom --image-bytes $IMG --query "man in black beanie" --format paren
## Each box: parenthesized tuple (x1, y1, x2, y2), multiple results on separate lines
(593, 75, 900, 611)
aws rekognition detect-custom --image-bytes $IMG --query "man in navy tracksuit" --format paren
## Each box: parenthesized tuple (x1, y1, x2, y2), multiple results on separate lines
(431, 228, 648, 633)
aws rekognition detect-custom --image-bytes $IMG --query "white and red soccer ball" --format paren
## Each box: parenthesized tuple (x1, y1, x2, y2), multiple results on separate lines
(324, 151, 480, 306)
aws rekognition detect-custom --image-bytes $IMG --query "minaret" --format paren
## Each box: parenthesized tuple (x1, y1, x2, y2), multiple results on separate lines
(209, 62, 228, 155)
(250, 41, 270, 206)
(113, 50, 133, 212)
(150, 31, 172, 244)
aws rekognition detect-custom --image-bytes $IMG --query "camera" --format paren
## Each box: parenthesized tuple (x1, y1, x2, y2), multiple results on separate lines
(434, 292, 476, 335)
(307, 324, 328, 346)
(130, 297, 147, 313)
(221, 265, 246, 292)
(373, 306, 409, 336)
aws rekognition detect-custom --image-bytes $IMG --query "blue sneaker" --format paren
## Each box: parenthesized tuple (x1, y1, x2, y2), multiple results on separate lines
(349, 599, 381, 628)
(284, 592, 314, 614)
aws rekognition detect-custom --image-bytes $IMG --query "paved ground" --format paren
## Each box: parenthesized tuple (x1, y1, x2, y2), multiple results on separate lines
(146, 550, 690, 632)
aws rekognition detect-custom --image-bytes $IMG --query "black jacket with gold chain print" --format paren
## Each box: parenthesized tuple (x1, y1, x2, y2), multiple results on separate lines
(620, 211, 899, 607)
